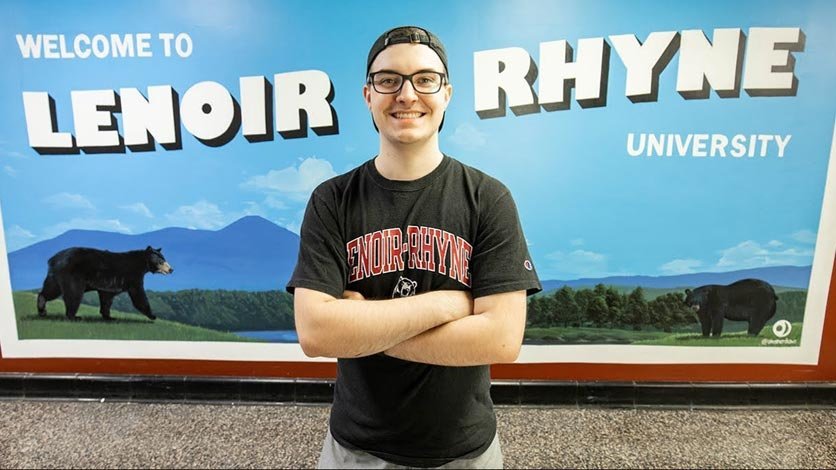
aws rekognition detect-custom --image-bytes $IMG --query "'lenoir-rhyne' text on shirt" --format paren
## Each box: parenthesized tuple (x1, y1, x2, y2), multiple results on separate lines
(346, 226, 473, 286)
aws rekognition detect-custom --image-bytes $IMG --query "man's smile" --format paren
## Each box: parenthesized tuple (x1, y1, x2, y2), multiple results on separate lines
(390, 111, 426, 119)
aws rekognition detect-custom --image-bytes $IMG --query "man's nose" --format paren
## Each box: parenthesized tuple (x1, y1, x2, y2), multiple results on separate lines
(396, 79, 418, 102)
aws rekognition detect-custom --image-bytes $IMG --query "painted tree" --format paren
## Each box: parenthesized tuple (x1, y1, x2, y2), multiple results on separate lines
(553, 286, 581, 327)
(586, 296, 609, 328)
(624, 286, 650, 331)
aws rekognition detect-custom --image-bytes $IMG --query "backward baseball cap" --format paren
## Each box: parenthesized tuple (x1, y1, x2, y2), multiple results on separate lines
(367, 26, 449, 78)
(366, 26, 450, 131)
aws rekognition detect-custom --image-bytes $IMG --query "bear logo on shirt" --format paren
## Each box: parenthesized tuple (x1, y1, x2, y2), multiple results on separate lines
(392, 276, 418, 298)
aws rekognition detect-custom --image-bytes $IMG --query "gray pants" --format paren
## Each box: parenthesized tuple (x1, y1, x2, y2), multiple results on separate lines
(318, 429, 504, 469)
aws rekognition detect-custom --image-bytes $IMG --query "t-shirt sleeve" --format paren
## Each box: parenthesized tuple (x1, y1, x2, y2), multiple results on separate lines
(285, 190, 347, 299)
(469, 189, 542, 299)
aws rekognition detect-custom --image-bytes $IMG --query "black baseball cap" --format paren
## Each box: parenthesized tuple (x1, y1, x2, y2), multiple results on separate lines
(366, 26, 449, 78)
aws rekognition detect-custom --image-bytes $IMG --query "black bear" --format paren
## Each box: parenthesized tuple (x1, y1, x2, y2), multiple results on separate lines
(392, 276, 418, 298)
(37, 246, 173, 321)
(684, 279, 778, 337)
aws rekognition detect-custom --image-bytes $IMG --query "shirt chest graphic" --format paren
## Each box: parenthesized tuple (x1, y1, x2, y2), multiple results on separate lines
(346, 225, 473, 287)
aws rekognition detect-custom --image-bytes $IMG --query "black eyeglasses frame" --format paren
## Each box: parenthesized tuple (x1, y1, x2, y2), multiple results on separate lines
(367, 71, 448, 95)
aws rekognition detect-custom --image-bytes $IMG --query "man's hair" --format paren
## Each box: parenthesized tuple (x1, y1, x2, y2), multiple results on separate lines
(366, 26, 449, 132)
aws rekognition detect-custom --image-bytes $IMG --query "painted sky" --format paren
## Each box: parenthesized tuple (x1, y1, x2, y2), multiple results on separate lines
(0, 0, 834, 280)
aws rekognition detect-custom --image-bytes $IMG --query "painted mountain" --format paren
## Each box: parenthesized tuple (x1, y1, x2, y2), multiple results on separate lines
(540, 265, 812, 292)
(7, 216, 300, 291)
(7, 216, 811, 293)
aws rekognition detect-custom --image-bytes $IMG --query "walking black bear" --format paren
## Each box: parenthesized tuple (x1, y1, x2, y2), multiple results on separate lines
(37, 246, 173, 321)
(684, 279, 778, 337)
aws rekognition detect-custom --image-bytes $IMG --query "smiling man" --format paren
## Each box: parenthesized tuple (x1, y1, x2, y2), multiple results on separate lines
(287, 26, 541, 469)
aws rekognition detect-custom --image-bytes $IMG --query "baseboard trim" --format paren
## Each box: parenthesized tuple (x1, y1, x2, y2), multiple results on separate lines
(0, 374, 833, 408)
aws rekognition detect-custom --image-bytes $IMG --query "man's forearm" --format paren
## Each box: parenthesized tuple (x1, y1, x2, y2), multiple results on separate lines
(383, 314, 517, 366)
(294, 288, 472, 358)
(384, 291, 527, 366)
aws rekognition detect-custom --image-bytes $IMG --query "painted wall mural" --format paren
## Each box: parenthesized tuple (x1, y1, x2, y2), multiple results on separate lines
(1, 0, 834, 364)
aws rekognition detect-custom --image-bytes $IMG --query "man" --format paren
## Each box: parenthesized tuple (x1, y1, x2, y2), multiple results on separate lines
(287, 26, 541, 468)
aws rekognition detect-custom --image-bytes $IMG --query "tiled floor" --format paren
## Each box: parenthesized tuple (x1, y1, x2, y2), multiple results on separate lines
(0, 400, 834, 468)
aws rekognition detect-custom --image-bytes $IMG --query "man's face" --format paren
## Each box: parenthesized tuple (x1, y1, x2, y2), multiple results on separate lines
(364, 43, 452, 146)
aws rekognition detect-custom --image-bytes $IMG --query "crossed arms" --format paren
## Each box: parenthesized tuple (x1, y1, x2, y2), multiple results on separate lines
(293, 288, 527, 366)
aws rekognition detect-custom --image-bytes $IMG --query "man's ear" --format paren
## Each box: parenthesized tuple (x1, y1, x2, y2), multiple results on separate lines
(437, 84, 452, 132)
(363, 84, 372, 110)
(363, 84, 380, 132)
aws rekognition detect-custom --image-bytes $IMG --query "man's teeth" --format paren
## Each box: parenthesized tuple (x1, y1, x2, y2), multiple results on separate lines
(393, 112, 422, 118)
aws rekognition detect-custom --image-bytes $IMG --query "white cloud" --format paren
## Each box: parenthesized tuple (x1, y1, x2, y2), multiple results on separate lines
(43, 192, 95, 210)
(791, 229, 817, 244)
(263, 195, 289, 210)
(160, 200, 278, 232)
(570, 238, 585, 246)
(5, 224, 36, 251)
(4, 165, 16, 177)
(659, 258, 703, 275)
(448, 122, 487, 150)
(1, 149, 26, 159)
(656, 233, 816, 276)
(121, 202, 154, 218)
(240, 201, 267, 218)
(7, 225, 34, 239)
(243, 157, 337, 202)
(277, 208, 306, 234)
(545, 249, 609, 278)
(220, 201, 269, 226)
(284, 221, 301, 234)
(43, 218, 131, 239)
(165, 200, 226, 230)
(716, 240, 813, 270)
(176, 0, 256, 33)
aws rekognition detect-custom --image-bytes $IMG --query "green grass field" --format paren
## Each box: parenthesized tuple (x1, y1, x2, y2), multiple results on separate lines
(524, 326, 668, 344)
(525, 322, 802, 347)
(15, 290, 800, 347)
(633, 322, 803, 347)
(12, 291, 259, 342)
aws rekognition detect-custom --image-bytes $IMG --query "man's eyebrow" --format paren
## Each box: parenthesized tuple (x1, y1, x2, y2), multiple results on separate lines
(369, 68, 446, 75)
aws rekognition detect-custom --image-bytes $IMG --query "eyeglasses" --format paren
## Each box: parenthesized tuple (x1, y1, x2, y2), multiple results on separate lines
(367, 71, 447, 94)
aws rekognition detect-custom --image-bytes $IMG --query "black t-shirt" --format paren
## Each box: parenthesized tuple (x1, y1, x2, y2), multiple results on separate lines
(287, 155, 541, 467)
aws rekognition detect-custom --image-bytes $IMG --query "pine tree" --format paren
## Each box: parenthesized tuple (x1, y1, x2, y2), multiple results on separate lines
(587, 296, 609, 328)
(624, 286, 650, 331)
(553, 286, 580, 327)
